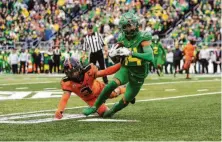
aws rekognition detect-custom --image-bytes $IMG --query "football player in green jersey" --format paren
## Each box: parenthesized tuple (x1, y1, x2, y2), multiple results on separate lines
(83, 12, 155, 117)
(150, 35, 166, 76)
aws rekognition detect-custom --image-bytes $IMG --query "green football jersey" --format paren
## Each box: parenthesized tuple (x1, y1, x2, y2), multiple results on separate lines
(117, 31, 152, 78)
(117, 31, 152, 67)
(151, 42, 165, 56)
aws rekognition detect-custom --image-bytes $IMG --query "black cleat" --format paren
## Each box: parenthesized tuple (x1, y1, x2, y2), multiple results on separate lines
(130, 98, 136, 104)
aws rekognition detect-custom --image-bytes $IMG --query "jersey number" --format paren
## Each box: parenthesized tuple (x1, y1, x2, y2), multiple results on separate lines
(125, 47, 142, 66)
(153, 46, 158, 55)
(80, 86, 92, 97)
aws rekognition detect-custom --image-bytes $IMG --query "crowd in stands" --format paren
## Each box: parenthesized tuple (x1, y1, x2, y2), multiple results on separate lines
(0, 0, 221, 74)
(171, 0, 221, 48)
(0, 0, 200, 48)
(0, 0, 92, 47)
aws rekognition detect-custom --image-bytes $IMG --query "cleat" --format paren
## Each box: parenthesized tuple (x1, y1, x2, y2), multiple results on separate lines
(130, 98, 136, 104)
(103, 109, 115, 118)
(103, 103, 118, 118)
(83, 106, 97, 116)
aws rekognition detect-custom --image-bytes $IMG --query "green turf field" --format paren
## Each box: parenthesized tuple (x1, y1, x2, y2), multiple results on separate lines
(0, 74, 221, 141)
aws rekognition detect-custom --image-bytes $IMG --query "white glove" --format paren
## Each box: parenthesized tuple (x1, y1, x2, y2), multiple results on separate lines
(108, 44, 119, 57)
(115, 47, 132, 56)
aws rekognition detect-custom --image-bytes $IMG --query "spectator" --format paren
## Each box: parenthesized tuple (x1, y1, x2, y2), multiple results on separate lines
(194, 47, 201, 74)
(32, 48, 42, 73)
(19, 49, 28, 74)
(199, 46, 210, 74)
(210, 51, 217, 74)
(173, 42, 183, 73)
(215, 46, 221, 71)
(165, 47, 174, 74)
(53, 47, 61, 73)
(48, 48, 54, 74)
(8, 49, 19, 74)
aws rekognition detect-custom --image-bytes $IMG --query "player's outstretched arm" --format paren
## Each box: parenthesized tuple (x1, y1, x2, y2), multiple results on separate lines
(95, 63, 121, 78)
(131, 41, 155, 63)
(55, 91, 71, 119)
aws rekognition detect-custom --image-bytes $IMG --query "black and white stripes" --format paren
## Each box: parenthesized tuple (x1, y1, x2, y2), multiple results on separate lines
(82, 32, 104, 53)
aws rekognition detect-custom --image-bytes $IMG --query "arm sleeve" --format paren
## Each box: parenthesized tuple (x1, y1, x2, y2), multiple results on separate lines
(132, 45, 154, 63)
(96, 63, 121, 78)
(57, 93, 70, 112)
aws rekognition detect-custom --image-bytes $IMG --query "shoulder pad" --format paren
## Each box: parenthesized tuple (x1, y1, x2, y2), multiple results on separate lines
(62, 76, 71, 82)
(83, 64, 92, 72)
(141, 32, 152, 41)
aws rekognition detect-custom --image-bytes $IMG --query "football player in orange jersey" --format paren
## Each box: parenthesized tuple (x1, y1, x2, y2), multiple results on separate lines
(55, 57, 126, 119)
(174, 38, 196, 79)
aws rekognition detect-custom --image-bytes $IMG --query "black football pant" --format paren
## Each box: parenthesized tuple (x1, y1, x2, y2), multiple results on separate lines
(90, 50, 108, 84)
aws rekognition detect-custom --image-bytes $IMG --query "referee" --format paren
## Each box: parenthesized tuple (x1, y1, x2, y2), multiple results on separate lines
(82, 24, 108, 84)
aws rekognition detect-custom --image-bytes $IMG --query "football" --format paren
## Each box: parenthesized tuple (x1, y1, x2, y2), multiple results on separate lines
(109, 43, 126, 64)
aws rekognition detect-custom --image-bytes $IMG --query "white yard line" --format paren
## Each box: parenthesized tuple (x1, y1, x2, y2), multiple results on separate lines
(78, 118, 139, 122)
(44, 88, 58, 90)
(16, 87, 29, 90)
(0, 81, 57, 86)
(0, 91, 220, 117)
(197, 89, 209, 92)
(143, 79, 220, 86)
(43, 89, 62, 92)
(165, 89, 176, 91)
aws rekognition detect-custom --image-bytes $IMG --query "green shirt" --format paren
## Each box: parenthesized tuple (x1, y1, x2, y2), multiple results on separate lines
(117, 31, 152, 78)
(118, 31, 152, 67)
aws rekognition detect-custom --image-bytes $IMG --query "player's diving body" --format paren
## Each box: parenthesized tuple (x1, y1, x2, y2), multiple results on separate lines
(83, 12, 155, 117)
(174, 38, 196, 79)
(150, 35, 166, 76)
(55, 57, 126, 119)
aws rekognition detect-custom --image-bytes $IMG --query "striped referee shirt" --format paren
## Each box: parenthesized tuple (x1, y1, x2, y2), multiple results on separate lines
(82, 32, 105, 53)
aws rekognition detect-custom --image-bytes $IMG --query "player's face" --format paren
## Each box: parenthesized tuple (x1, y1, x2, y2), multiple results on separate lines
(122, 24, 137, 38)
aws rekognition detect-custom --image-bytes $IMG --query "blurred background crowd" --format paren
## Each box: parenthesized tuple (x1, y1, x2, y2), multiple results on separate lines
(0, 0, 221, 74)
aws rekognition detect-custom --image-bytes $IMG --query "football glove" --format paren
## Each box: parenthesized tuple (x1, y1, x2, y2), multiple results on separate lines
(55, 110, 63, 119)
(115, 47, 132, 56)
(108, 44, 119, 57)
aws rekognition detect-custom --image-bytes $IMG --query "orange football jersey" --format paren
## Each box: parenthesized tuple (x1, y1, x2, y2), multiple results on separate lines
(183, 43, 195, 60)
(60, 63, 105, 101)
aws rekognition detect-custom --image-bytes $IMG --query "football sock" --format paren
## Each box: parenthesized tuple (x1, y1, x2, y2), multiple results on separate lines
(120, 86, 126, 94)
(111, 99, 129, 113)
(109, 86, 126, 98)
(94, 80, 118, 109)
